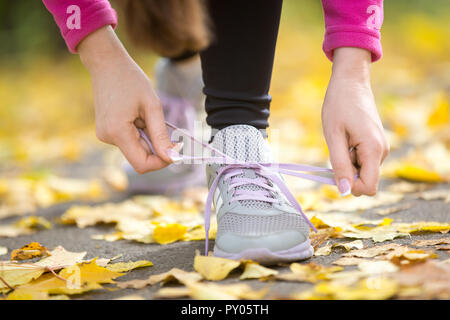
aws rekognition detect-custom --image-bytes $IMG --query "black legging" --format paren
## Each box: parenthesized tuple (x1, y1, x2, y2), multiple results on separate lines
(200, 0, 283, 132)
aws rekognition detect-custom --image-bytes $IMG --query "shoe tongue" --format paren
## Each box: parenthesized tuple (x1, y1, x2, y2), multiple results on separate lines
(212, 125, 271, 163)
(211, 125, 273, 210)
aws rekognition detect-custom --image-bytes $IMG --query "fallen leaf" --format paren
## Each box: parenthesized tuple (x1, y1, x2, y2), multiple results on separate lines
(332, 240, 364, 251)
(154, 287, 191, 299)
(396, 221, 450, 233)
(314, 242, 332, 256)
(374, 203, 413, 216)
(276, 263, 343, 283)
(117, 268, 202, 289)
(342, 243, 403, 258)
(0, 247, 7, 256)
(332, 257, 370, 266)
(187, 282, 269, 300)
(239, 262, 278, 280)
(0, 225, 33, 238)
(14, 216, 51, 230)
(193, 255, 241, 281)
(311, 277, 399, 300)
(411, 238, 450, 247)
(342, 225, 409, 243)
(105, 260, 153, 273)
(11, 242, 50, 261)
(357, 261, 399, 274)
(153, 223, 187, 245)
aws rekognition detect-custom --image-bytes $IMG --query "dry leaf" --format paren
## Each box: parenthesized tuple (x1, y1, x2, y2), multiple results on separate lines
(342, 243, 403, 258)
(411, 238, 450, 247)
(153, 223, 187, 245)
(11, 242, 50, 261)
(332, 257, 370, 266)
(311, 277, 399, 300)
(117, 268, 202, 289)
(276, 263, 343, 283)
(239, 262, 278, 280)
(105, 260, 153, 273)
(0, 246, 7, 256)
(14, 216, 52, 230)
(357, 261, 399, 274)
(187, 282, 269, 300)
(314, 242, 332, 256)
(332, 240, 364, 251)
(193, 255, 241, 281)
(154, 287, 191, 299)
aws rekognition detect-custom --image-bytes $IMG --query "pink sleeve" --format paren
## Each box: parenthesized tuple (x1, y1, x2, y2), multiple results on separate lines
(321, 0, 384, 62)
(42, 0, 118, 53)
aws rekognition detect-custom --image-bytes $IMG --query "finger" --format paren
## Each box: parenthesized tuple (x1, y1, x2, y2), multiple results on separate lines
(114, 123, 169, 173)
(142, 99, 175, 163)
(352, 146, 382, 196)
(328, 131, 356, 197)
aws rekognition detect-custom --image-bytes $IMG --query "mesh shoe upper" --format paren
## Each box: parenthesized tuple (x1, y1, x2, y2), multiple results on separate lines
(207, 125, 310, 252)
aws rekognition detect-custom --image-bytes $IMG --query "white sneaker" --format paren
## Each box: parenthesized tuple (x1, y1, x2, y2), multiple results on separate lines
(207, 125, 314, 264)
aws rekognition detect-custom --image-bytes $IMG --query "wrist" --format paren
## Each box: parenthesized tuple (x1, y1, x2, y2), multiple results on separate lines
(331, 47, 371, 84)
(78, 26, 130, 74)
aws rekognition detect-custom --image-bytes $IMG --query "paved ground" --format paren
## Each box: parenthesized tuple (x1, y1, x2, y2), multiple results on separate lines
(1, 176, 448, 299)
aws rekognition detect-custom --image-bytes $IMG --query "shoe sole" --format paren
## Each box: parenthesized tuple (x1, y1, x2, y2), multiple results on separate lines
(213, 239, 314, 265)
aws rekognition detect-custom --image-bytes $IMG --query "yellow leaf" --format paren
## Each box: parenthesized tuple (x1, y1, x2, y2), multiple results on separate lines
(14, 216, 52, 230)
(397, 221, 450, 233)
(276, 263, 343, 283)
(313, 277, 398, 300)
(187, 282, 268, 300)
(11, 242, 50, 261)
(193, 255, 241, 281)
(427, 93, 449, 128)
(239, 262, 278, 280)
(314, 242, 332, 256)
(153, 223, 187, 245)
(10, 259, 124, 297)
(117, 268, 202, 289)
(105, 260, 153, 273)
(332, 240, 364, 252)
(394, 163, 442, 183)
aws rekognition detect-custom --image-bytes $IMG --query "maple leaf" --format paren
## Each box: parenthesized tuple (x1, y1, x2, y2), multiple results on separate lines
(0, 246, 86, 292)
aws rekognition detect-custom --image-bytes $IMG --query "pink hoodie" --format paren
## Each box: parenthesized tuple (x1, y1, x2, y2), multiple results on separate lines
(43, 0, 383, 62)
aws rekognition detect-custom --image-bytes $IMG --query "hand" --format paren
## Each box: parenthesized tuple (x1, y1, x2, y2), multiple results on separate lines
(322, 48, 389, 196)
(78, 26, 175, 173)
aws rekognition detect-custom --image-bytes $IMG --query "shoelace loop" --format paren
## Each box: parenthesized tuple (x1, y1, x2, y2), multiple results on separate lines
(139, 122, 339, 255)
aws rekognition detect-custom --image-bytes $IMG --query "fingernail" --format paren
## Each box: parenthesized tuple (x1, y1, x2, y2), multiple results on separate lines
(338, 178, 351, 197)
(166, 146, 183, 163)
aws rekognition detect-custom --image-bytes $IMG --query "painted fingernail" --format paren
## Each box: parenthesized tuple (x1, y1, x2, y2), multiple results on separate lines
(166, 145, 183, 163)
(338, 178, 351, 197)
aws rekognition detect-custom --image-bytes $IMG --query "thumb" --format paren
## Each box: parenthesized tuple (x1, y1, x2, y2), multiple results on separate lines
(328, 132, 355, 197)
(143, 99, 175, 164)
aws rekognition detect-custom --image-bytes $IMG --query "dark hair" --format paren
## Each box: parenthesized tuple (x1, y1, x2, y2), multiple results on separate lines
(115, 0, 212, 58)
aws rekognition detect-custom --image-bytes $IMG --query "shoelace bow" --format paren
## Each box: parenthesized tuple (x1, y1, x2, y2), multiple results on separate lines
(139, 122, 339, 255)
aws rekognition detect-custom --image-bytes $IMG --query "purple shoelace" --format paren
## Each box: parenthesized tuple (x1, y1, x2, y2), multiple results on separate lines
(138, 122, 339, 255)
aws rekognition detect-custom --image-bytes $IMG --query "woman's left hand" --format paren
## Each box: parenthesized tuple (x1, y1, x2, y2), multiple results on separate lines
(322, 47, 390, 197)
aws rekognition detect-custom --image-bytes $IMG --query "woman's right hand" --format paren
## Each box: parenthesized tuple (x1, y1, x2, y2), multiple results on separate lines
(78, 26, 175, 173)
